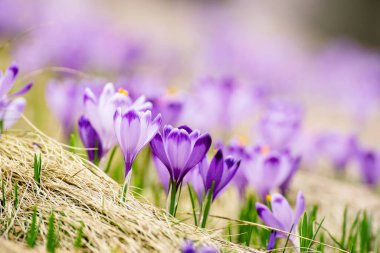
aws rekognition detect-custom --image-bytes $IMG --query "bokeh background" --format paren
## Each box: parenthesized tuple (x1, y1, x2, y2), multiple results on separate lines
(1, 0, 380, 231)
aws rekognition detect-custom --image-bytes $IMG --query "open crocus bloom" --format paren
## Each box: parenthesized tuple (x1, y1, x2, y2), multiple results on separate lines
(114, 109, 161, 178)
(83, 82, 152, 154)
(246, 146, 295, 200)
(199, 149, 240, 201)
(150, 125, 212, 185)
(256, 192, 305, 249)
(0, 64, 32, 133)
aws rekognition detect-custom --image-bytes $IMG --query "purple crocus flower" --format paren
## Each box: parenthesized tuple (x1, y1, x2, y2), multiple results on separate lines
(182, 240, 196, 253)
(357, 149, 380, 187)
(46, 79, 85, 138)
(259, 101, 303, 150)
(114, 109, 161, 178)
(78, 116, 103, 163)
(199, 150, 240, 201)
(150, 125, 212, 185)
(0, 64, 32, 133)
(246, 147, 296, 200)
(181, 240, 219, 253)
(83, 83, 152, 155)
(316, 132, 357, 172)
(256, 192, 305, 249)
(216, 140, 252, 199)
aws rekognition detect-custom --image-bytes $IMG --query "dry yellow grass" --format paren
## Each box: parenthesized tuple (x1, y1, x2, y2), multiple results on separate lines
(0, 131, 259, 253)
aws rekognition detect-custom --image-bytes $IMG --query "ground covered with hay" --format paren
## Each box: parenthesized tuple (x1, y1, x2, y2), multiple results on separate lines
(0, 131, 259, 252)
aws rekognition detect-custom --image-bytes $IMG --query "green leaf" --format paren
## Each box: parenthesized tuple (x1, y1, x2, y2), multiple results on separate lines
(74, 221, 85, 248)
(26, 206, 39, 248)
(200, 181, 214, 228)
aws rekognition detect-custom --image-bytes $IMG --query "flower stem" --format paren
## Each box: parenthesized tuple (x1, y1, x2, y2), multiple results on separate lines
(188, 185, 198, 226)
(201, 181, 214, 228)
(104, 146, 117, 174)
(168, 180, 177, 216)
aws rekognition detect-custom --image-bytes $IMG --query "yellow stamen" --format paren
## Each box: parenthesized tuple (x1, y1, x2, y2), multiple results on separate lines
(118, 88, 129, 96)
(266, 194, 272, 202)
(213, 148, 218, 154)
(260, 145, 271, 155)
(238, 135, 249, 145)
(166, 86, 178, 95)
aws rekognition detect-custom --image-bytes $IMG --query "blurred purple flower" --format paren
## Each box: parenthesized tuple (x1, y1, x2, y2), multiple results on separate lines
(78, 116, 103, 163)
(316, 132, 357, 172)
(199, 149, 240, 201)
(150, 97, 183, 127)
(357, 149, 380, 187)
(181, 240, 219, 253)
(216, 140, 253, 199)
(83, 83, 151, 154)
(256, 192, 305, 249)
(246, 147, 296, 200)
(0, 64, 32, 133)
(114, 109, 161, 178)
(46, 79, 84, 138)
(182, 240, 196, 253)
(150, 125, 212, 185)
(279, 153, 301, 195)
(259, 101, 303, 150)
(183, 77, 260, 133)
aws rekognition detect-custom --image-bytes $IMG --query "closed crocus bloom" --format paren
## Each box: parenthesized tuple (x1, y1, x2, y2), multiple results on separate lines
(259, 102, 303, 150)
(246, 146, 294, 200)
(256, 192, 305, 250)
(199, 150, 240, 201)
(0, 64, 32, 133)
(46, 79, 84, 138)
(114, 109, 161, 178)
(357, 149, 380, 187)
(83, 82, 152, 154)
(150, 125, 212, 185)
(78, 116, 103, 164)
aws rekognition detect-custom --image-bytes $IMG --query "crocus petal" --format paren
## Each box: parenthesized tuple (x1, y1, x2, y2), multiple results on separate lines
(98, 83, 115, 108)
(0, 64, 18, 97)
(152, 154, 170, 194)
(10, 82, 33, 97)
(78, 116, 103, 162)
(266, 231, 277, 250)
(166, 129, 191, 180)
(271, 193, 294, 231)
(150, 133, 172, 173)
(205, 149, 224, 191)
(2, 97, 25, 130)
(256, 202, 284, 230)
(181, 240, 196, 253)
(120, 110, 141, 159)
(185, 133, 212, 170)
(293, 191, 306, 226)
